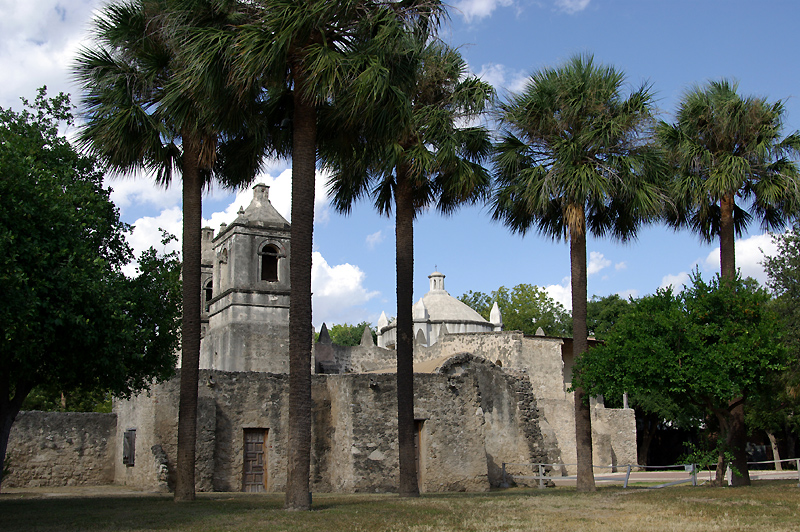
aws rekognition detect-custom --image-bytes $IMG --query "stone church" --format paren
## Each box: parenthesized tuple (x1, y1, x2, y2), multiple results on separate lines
(6, 184, 636, 493)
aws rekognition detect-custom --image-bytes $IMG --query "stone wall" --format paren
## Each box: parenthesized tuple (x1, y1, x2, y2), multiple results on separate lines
(113, 362, 548, 493)
(414, 332, 638, 475)
(4, 412, 116, 488)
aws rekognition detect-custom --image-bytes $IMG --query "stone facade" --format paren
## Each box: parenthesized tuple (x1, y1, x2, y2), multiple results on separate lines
(7, 183, 636, 492)
(111, 357, 551, 493)
(199, 184, 291, 373)
(4, 412, 116, 488)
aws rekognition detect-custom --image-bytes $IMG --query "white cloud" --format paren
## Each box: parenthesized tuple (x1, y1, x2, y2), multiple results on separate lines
(555, 0, 591, 14)
(476, 63, 528, 93)
(122, 206, 183, 277)
(587, 251, 611, 276)
(615, 262, 627, 271)
(701, 232, 780, 285)
(311, 252, 380, 328)
(105, 175, 183, 214)
(451, 0, 514, 23)
(0, 0, 101, 110)
(203, 167, 332, 231)
(366, 230, 385, 249)
(660, 271, 690, 291)
(617, 288, 639, 300)
(545, 278, 572, 310)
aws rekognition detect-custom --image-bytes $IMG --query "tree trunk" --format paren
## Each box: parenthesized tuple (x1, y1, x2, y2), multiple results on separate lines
(174, 133, 203, 502)
(785, 421, 796, 459)
(719, 193, 736, 280)
(0, 374, 33, 493)
(715, 447, 726, 486)
(285, 91, 316, 511)
(719, 194, 750, 486)
(767, 431, 782, 471)
(727, 400, 751, 486)
(636, 410, 660, 467)
(569, 205, 595, 492)
(395, 167, 419, 497)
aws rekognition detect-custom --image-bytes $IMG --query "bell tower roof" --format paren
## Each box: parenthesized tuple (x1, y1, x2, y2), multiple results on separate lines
(231, 183, 289, 231)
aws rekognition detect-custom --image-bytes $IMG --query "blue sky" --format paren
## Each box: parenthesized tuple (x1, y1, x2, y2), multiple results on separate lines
(2, 0, 799, 329)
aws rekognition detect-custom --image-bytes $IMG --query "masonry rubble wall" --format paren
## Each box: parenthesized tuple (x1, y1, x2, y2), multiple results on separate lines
(4, 411, 116, 488)
(111, 363, 546, 493)
(414, 332, 638, 476)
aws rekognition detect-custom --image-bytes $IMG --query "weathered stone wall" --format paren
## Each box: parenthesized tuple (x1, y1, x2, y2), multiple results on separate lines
(201, 299, 290, 373)
(114, 372, 219, 492)
(329, 344, 397, 373)
(592, 402, 637, 471)
(5, 412, 116, 488)
(416, 332, 638, 475)
(113, 363, 548, 493)
(434, 354, 549, 488)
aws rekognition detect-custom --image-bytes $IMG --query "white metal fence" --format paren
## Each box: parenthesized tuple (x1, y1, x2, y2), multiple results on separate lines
(501, 458, 800, 489)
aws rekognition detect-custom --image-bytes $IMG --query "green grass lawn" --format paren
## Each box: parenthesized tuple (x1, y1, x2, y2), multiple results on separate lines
(2, 482, 798, 532)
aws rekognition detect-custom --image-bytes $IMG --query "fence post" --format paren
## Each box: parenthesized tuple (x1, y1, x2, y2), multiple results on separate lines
(691, 464, 697, 487)
(538, 463, 544, 489)
(623, 464, 631, 488)
(502, 462, 506, 487)
(796, 459, 799, 488)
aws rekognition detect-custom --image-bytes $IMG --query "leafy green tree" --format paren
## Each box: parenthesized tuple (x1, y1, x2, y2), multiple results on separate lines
(327, 36, 492, 496)
(657, 80, 800, 484)
(586, 294, 632, 340)
(491, 54, 664, 491)
(0, 90, 181, 491)
(74, 0, 270, 501)
(21, 385, 113, 414)
(575, 273, 787, 485)
(755, 226, 800, 464)
(459, 284, 572, 336)
(315, 322, 377, 346)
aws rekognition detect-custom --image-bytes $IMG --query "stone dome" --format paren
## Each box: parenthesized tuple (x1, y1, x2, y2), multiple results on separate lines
(377, 271, 502, 348)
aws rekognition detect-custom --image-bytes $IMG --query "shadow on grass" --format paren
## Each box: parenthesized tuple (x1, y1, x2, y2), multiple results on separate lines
(2, 494, 284, 532)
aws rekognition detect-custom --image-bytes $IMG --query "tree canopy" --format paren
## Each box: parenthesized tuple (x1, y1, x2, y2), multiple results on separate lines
(0, 89, 182, 489)
(586, 294, 632, 340)
(491, 54, 665, 491)
(657, 79, 800, 279)
(575, 273, 787, 484)
(754, 226, 800, 458)
(460, 284, 572, 336)
(316, 322, 377, 346)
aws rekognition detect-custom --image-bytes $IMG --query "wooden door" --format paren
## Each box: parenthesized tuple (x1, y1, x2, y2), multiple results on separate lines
(243, 429, 268, 492)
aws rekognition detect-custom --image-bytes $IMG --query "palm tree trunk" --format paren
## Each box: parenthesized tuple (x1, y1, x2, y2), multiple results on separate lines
(175, 133, 203, 502)
(719, 193, 750, 485)
(285, 91, 316, 511)
(395, 166, 419, 497)
(570, 206, 595, 492)
(719, 193, 736, 280)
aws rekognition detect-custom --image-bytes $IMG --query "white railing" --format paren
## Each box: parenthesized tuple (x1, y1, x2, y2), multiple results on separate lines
(501, 458, 800, 489)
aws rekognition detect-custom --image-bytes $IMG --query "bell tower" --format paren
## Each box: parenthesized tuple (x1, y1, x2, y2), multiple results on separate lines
(200, 184, 291, 372)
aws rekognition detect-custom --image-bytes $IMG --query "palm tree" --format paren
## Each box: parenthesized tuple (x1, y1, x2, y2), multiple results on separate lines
(657, 79, 800, 485)
(183, 0, 445, 509)
(325, 38, 493, 496)
(73, 0, 272, 501)
(491, 54, 664, 492)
